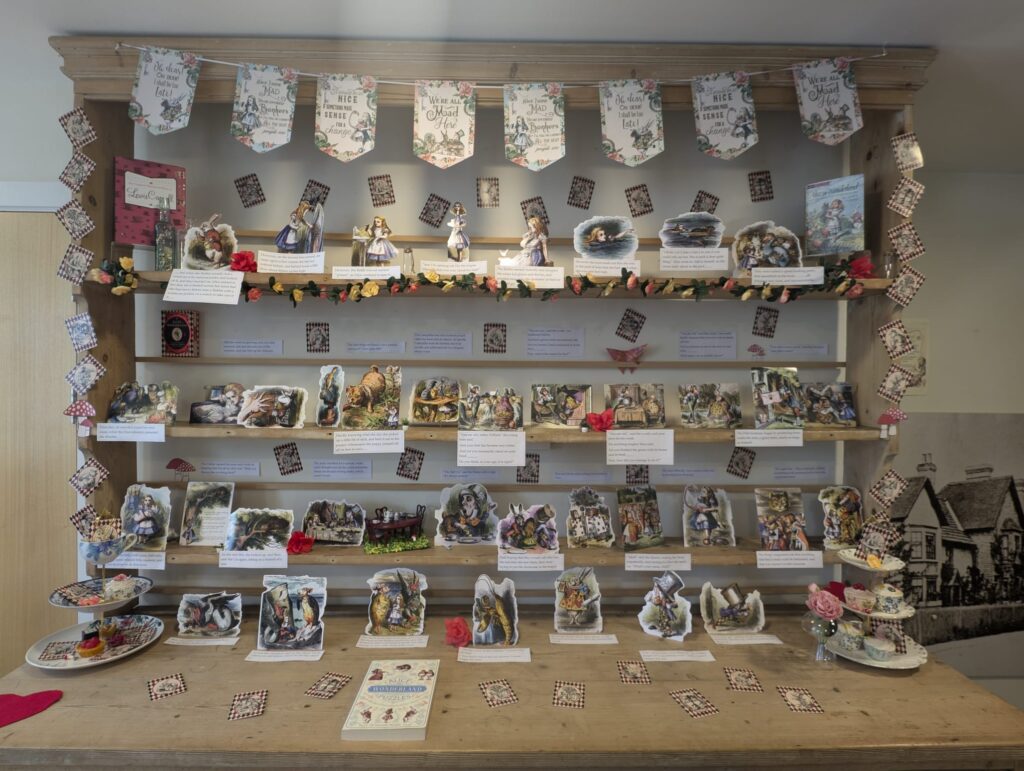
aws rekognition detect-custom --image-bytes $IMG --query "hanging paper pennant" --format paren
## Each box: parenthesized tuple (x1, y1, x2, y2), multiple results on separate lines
(315, 74, 378, 163)
(692, 71, 758, 159)
(599, 79, 664, 166)
(230, 64, 298, 153)
(503, 83, 565, 171)
(793, 58, 863, 145)
(413, 80, 476, 168)
(128, 47, 201, 135)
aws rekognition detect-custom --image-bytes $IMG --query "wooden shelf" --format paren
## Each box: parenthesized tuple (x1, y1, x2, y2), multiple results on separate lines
(164, 538, 837, 568)
(141, 481, 829, 494)
(97, 424, 881, 443)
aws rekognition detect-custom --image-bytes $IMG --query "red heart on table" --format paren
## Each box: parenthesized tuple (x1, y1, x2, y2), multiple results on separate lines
(0, 690, 63, 728)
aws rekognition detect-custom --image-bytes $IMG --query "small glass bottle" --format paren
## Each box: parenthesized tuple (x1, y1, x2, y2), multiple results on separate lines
(154, 196, 178, 271)
(402, 247, 414, 275)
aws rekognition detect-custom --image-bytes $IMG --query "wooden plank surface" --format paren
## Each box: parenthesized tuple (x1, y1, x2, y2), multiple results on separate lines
(1, 611, 1021, 768)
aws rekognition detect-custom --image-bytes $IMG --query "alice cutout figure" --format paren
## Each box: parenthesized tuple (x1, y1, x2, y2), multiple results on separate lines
(365, 216, 397, 264)
(447, 202, 470, 262)
(276, 193, 325, 254)
(518, 216, 549, 266)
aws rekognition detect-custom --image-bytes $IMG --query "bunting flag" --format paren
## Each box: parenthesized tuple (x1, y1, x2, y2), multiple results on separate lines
(692, 71, 758, 159)
(230, 64, 298, 153)
(413, 80, 476, 168)
(129, 47, 201, 135)
(503, 82, 565, 171)
(793, 57, 863, 145)
(599, 79, 664, 166)
(315, 74, 378, 162)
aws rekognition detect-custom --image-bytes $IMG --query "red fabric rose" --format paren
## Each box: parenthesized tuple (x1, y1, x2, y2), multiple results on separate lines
(585, 408, 614, 432)
(287, 531, 314, 554)
(246, 287, 262, 302)
(848, 255, 876, 279)
(824, 581, 847, 601)
(444, 617, 471, 647)
(230, 251, 257, 272)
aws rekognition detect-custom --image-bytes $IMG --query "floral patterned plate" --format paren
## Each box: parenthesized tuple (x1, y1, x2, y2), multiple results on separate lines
(47, 576, 153, 613)
(840, 601, 916, 620)
(26, 615, 163, 670)
(837, 548, 906, 573)
(826, 636, 927, 670)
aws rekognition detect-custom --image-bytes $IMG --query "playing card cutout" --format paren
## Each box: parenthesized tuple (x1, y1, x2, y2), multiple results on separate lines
(68, 457, 110, 498)
(65, 354, 106, 396)
(670, 689, 719, 718)
(396, 448, 425, 481)
(877, 320, 916, 359)
(69, 505, 98, 537)
(886, 176, 925, 218)
(306, 673, 352, 700)
(233, 174, 266, 208)
(483, 323, 507, 354)
(56, 200, 95, 240)
(228, 690, 267, 720)
(65, 312, 98, 353)
(878, 364, 915, 404)
(625, 184, 654, 218)
(479, 679, 518, 708)
(59, 152, 96, 193)
(305, 322, 329, 354)
(599, 79, 664, 166)
(752, 306, 779, 339)
(476, 177, 499, 209)
(691, 190, 720, 214)
(625, 464, 649, 486)
(615, 308, 646, 343)
(368, 175, 396, 207)
(148, 673, 187, 701)
(748, 170, 774, 202)
(889, 218, 926, 263)
(891, 132, 924, 172)
(274, 442, 303, 476)
(869, 469, 909, 508)
(418, 194, 451, 228)
(520, 196, 549, 225)
(301, 179, 330, 207)
(59, 108, 97, 148)
(617, 660, 651, 685)
(414, 80, 476, 168)
(723, 667, 763, 693)
(516, 453, 540, 484)
(726, 447, 756, 479)
(552, 680, 586, 709)
(777, 686, 824, 714)
(793, 57, 863, 145)
(567, 176, 595, 210)
(57, 244, 94, 285)
(887, 265, 926, 307)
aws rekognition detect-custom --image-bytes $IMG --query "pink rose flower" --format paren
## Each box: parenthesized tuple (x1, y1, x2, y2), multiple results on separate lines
(779, 288, 791, 304)
(484, 276, 499, 293)
(570, 276, 583, 295)
(457, 81, 473, 97)
(806, 583, 843, 621)
(723, 278, 737, 291)
(626, 273, 639, 290)
(246, 287, 262, 302)
(98, 272, 113, 285)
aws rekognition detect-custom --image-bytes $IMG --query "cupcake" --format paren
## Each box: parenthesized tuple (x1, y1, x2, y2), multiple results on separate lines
(103, 574, 136, 600)
(864, 636, 896, 661)
(75, 633, 105, 658)
(836, 619, 864, 651)
(873, 583, 904, 615)
(845, 587, 877, 614)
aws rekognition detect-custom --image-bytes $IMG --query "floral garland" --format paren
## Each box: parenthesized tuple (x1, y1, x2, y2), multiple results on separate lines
(88, 256, 139, 296)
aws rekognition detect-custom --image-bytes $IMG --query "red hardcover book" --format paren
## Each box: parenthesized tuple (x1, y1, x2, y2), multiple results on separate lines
(114, 156, 187, 246)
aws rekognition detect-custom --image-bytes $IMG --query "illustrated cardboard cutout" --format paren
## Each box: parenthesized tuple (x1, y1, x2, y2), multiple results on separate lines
(258, 575, 325, 651)
(472, 575, 519, 646)
(302, 500, 366, 546)
(573, 216, 638, 261)
(638, 571, 692, 642)
(751, 367, 806, 429)
(617, 486, 665, 551)
(120, 484, 172, 552)
(566, 487, 615, 549)
(223, 508, 294, 552)
(180, 481, 235, 546)
(605, 383, 665, 429)
(316, 366, 345, 428)
(183, 214, 236, 270)
(237, 386, 308, 429)
(682, 486, 736, 547)
(700, 582, 765, 634)
(365, 568, 428, 636)
(498, 504, 559, 554)
(530, 385, 590, 428)
(190, 383, 246, 424)
(342, 366, 402, 430)
(818, 485, 864, 550)
(679, 383, 741, 429)
(732, 220, 803, 275)
(458, 385, 523, 430)
(107, 380, 179, 425)
(755, 488, 809, 551)
(177, 591, 242, 638)
(410, 376, 461, 426)
(434, 483, 498, 545)
(802, 382, 857, 427)
(554, 567, 602, 633)
(659, 212, 724, 248)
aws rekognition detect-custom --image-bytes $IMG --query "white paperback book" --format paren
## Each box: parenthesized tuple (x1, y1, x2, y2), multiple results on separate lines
(341, 659, 440, 741)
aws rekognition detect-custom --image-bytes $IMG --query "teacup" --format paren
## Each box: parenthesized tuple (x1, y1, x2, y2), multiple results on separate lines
(835, 619, 864, 651)
(845, 588, 877, 613)
(78, 534, 138, 566)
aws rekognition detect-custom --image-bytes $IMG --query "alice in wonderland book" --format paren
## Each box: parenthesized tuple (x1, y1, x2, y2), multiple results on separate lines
(342, 659, 440, 741)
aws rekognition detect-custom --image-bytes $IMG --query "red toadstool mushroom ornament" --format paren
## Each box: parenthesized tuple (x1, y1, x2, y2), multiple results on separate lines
(878, 406, 908, 437)
(166, 457, 196, 482)
(64, 401, 96, 436)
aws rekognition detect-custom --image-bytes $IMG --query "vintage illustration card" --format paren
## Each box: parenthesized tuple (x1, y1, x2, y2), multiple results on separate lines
(732, 220, 802, 273)
(70, 504, 98, 538)
(342, 366, 401, 430)
(161, 309, 199, 358)
(617, 660, 652, 684)
(365, 568, 428, 636)
(65, 354, 106, 396)
(303, 500, 366, 546)
(752, 305, 779, 339)
(869, 469, 909, 508)
(617, 486, 665, 551)
(530, 385, 590, 428)
(605, 384, 665, 428)
(877, 319, 916, 360)
(818, 485, 864, 550)
(625, 464, 649, 485)
(68, 457, 110, 498)
(237, 385, 308, 429)
(498, 504, 559, 554)
(552, 680, 586, 709)
(234, 173, 266, 208)
(805, 174, 864, 256)
(396, 447, 425, 481)
(59, 107, 97, 148)
(748, 170, 774, 202)
(891, 132, 924, 172)
(306, 672, 352, 700)
(566, 487, 615, 549)
(435, 483, 498, 545)
(573, 215, 638, 262)
(148, 673, 187, 701)
(410, 377, 461, 426)
(306, 322, 329, 353)
(458, 385, 523, 430)
(691, 190, 720, 214)
(679, 384, 741, 429)
(878, 364, 915, 404)
(887, 265, 926, 306)
(64, 312, 97, 353)
(802, 382, 857, 427)
(120, 484, 173, 552)
(258, 574, 326, 651)
(616, 308, 647, 342)
(59, 151, 96, 193)
(517, 453, 540, 484)
(724, 667, 763, 693)
(755, 488, 809, 551)
(223, 508, 294, 552)
(479, 679, 518, 708)
(777, 686, 824, 714)
(190, 383, 246, 424)
(751, 367, 806, 429)
(418, 193, 451, 228)
(57, 244, 94, 285)
(228, 690, 267, 721)
(682, 486, 736, 547)
(274, 442, 303, 476)
(180, 481, 235, 546)
(888, 222, 926, 262)
(472, 574, 519, 646)
(638, 571, 692, 642)
(567, 175, 595, 210)
(177, 591, 242, 638)
(108, 380, 179, 425)
(368, 174, 396, 207)
(887, 176, 925, 218)
(625, 184, 654, 218)
(554, 567, 602, 633)
(316, 366, 344, 429)
(726, 447, 756, 479)
(670, 689, 719, 719)
(476, 177, 499, 208)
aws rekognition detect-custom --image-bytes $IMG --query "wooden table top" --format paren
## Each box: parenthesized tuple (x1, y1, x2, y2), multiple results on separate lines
(1, 610, 1022, 768)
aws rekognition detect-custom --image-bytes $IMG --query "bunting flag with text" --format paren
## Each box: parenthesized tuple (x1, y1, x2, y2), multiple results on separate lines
(230, 64, 299, 153)
(793, 57, 863, 145)
(315, 74, 378, 162)
(413, 80, 476, 168)
(503, 82, 566, 171)
(599, 79, 665, 166)
(129, 47, 201, 135)
(692, 71, 758, 159)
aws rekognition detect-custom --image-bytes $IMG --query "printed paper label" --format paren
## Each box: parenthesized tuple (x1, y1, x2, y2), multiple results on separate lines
(230, 63, 298, 153)
(357, 634, 429, 649)
(526, 328, 584, 359)
(660, 247, 730, 272)
(549, 634, 619, 645)
(315, 73, 377, 162)
(311, 458, 372, 481)
(573, 257, 640, 276)
(108, 551, 166, 570)
(679, 330, 737, 360)
(756, 551, 824, 569)
(624, 553, 692, 571)
(96, 423, 165, 443)
(163, 269, 243, 305)
(709, 633, 783, 645)
(599, 79, 664, 166)
(458, 431, 526, 467)
(640, 649, 715, 662)
(773, 463, 831, 482)
(413, 80, 476, 168)
(458, 646, 532, 663)
(333, 430, 405, 455)
(420, 259, 489, 277)
(245, 649, 324, 662)
(124, 172, 177, 209)
(412, 331, 472, 356)
(165, 637, 239, 647)
(218, 549, 288, 569)
(346, 340, 406, 354)
(735, 429, 804, 447)
(199, 460, 260, 477)
(441, 467, 502, 482)
(659, 464, 718, 481)
(606, 429, 675, 466)
(765, 343, 830, 358)
(256, 250, 324, 274)
(222, 339, 283, 356)
(552, 470, 612, 483)
(750, 267, 825, 286)
(691, 71, 758, 159)
(497, 552, 565, 572)
(331, 265, 401, 280)
(494, 265, 564, 289)
(503, 82, 565, 171)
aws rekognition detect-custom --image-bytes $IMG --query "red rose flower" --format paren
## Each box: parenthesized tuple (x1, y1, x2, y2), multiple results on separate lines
(585, 408, 615, 432)
(848, 255, 876, 279)
(444, 617, 472, 647)
(723, 278, 737, 291)
(230, 251, 257, 272)
(246, 287, 262, 303)
(287, 531, 314, 555)
(824, 581, 847, 601)
(390, 283, 401, 295)
(570, 276, 583, 295)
